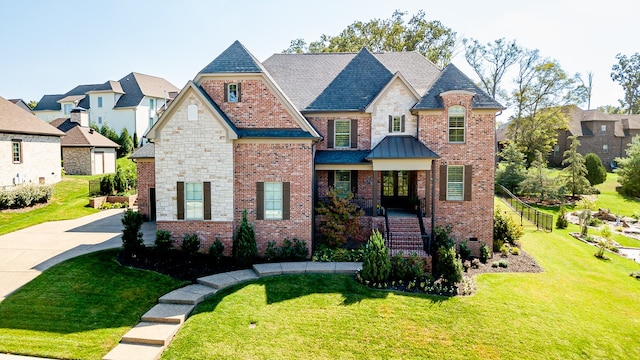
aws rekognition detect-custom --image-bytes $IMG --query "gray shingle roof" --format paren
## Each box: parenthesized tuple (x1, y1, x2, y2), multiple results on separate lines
(33, 84, 100, 111)
(414, 64, 503, 110)
(374, 52, 441, 95)
(50, 117, 119, 148)
(315, 150, 370, 165)
(199, 40, 264, 74)
(366, 135, 439, 159)
(0, 96, 64, 136)
(131, 142, 154, 159)
(32, 94, 64, 111)
(115, 72, 179, 108)
(306, 49, 393, 112)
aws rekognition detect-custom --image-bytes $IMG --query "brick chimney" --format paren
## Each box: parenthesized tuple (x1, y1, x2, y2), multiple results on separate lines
(70, 107, 89, 127)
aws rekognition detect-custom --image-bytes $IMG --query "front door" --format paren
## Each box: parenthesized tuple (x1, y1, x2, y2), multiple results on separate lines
(381, 171, 411, 209)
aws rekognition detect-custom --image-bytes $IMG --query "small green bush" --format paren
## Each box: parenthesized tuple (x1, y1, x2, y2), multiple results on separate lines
(279, 238, 308, 260)
(588, 217, 603, 227)
(265, 241, 278, 262)
(311, 246, 364, 262)
(458, 240, 471, 261)
(209, 238, 225, 265)
(494, 210, 524, 251)
(479, 243, 491, 264)
(0, 184, 53, 210)
(361, 230, 391, 282)
(181, 233, 201, 256)
(630, 271, 640, 280)
(499, 260, 509, 268)
(510, 247, 520, 256)
(233, 209, 257, 266)
(471, 258, 481, 269)
(500, 244, 510, 257)
(390, 252, 424, 280)
(100, 174, 115, 195)
(556, 206, 569, 229)
(434, 224, 454, 249)
(436, 245, 463, 285)
(491, 261, 499, 268)
(155, 229, 173, 252)
(121, 209, 144, 255)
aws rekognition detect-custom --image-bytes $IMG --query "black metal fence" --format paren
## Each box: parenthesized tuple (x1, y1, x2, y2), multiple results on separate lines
(89, 179, 101, 197)
(495, 184, 553, 232)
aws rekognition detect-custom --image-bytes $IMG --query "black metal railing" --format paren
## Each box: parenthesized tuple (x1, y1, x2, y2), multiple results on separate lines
(384, 209, 391, 245)
(89, 179, 101, 197)
(316, 196, 375, 216)
(495, 184, 553, 232)
(416, 199, 431, 254)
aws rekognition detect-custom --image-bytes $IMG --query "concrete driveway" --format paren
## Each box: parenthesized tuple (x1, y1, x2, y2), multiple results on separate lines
(0, 209, 155, 301)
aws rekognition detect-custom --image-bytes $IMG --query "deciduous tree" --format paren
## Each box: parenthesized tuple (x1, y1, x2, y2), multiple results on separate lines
(610, 52, 640, 114)
(496, 142, 527, 193)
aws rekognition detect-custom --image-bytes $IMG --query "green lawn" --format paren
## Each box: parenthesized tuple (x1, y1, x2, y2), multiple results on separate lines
(0, 250, 187, 359)
(595, 172, 640, 218)
(0, 175, 100, 236)
(164, 202, 640, 359)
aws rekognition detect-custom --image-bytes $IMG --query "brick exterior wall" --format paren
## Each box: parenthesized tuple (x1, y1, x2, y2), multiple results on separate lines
(157, 221, 235, 256)
(62, 147, 91, 175)
(136, 158, 155, 220)
(1, 133, 61, 187)
(307, 114, 371, 150)
(200, 79, 299, 128)
(234, 142, 314, 256)
(417, 93, 495, 251)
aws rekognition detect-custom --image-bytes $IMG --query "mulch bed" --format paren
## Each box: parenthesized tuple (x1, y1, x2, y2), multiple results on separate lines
(465, 248, 543, 276)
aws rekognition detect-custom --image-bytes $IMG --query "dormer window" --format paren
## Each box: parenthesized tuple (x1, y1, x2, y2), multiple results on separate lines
(225, 83, 241, 103)
(389, 115, 405, 133)
(448, 106, 466, 143)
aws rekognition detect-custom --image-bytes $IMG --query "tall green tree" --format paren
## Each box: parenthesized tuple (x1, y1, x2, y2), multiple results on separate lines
(584, 153, 607, 186)
(597, 104, 626, 114)
(610, 52, 640, 114)
(508, 50, 587, 165)
(462, 37, 523, 103)
(496, 142, 527, 193)
(283, 10, 457, 67)
(561, 136, 591, 197)
(519, 151, 557, 201)
(616, 136, 640, 197)
(117, 128, 133, 158)
(99, 124, 119, 143)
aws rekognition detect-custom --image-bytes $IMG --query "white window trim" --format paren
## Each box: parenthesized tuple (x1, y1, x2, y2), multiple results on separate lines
(185, 182, 203, 220)
(601, 125, 607, 134)
(264, 182, 283, 220)
(446, 165, 464, 201)
(227, 83, 239, 103)
(603, 144, 609, 154)
(12, 140, 22, 163)
(448, 106, 466, 143)
(335, 170, 351, 194)
(392, 116, 402, 133)
(334, 119, 351, 149)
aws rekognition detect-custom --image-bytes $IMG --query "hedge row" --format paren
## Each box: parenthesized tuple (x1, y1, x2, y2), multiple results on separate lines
(0, 184, 53, 210)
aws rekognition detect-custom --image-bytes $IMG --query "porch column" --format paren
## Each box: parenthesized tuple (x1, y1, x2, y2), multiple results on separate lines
(372, 170, 378, 215)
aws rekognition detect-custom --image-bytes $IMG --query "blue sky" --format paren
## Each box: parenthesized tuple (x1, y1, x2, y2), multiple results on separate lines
(1, 0, 638, 117)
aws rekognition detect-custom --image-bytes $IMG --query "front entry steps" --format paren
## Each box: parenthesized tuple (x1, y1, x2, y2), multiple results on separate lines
(103, 261, 362, 360)
(386, 216, 428, 257)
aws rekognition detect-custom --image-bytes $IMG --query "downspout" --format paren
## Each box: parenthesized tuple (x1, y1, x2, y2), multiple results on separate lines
(311, 142, 317, 257)
(430, 158, 436, 255)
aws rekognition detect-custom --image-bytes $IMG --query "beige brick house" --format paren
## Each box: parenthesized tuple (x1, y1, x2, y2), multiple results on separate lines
(133, 41, 502, 259)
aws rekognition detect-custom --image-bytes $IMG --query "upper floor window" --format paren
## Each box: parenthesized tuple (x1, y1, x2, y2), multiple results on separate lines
(448, 106, 466, 143)
(97, 96, 103, 108)
(12, 140, 22, 163)
(226, 83, 241, 103)
(334, 120, 351, 148)
(389, 115, 406, 133)
(150, 98, 155, 110)
(185, 182, 203, 220)
(446, 165, 464, 201)
(603, 144, 609, 154)
(63, 104, 72, 115)
(98, 116, 103, 125)
(601, 124, 607, 134)
(187, 104, 198, 121)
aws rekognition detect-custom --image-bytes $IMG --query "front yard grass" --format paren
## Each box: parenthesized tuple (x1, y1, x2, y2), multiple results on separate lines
(0, 175, 100, 236)
(595, 172, 640, 218)
(164, 201, 640, 360)
(0, 249, 187, 359)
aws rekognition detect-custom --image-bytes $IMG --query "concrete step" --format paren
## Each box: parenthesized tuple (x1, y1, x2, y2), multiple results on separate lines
(158, 284, 217, 305)
(141, 303, 195, 324)
(198, 269, 258, 289)
(121, 322, 181, 346)
(103, 343, 164, 360)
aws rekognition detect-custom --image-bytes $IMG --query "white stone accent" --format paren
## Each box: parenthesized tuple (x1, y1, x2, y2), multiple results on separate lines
(370, 78, 419, 148)
(0, 133, 61, 187)
(155, 92, 234, 221)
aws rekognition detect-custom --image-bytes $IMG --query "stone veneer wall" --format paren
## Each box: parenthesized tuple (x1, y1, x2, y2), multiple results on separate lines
(418, 93, 496, 253)
(369, 78, 419, 148)
(234, 142, 314, 256)
(1, 133, 61, 187)
(62, 147, 91, 175)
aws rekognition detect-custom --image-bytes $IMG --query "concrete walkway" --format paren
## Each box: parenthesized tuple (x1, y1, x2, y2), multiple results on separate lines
(0, 209, 155, 302)
(103, 261, 362, 360)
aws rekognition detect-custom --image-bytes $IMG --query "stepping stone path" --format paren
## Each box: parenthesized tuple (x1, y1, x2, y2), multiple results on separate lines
(103, 261, 361, 360)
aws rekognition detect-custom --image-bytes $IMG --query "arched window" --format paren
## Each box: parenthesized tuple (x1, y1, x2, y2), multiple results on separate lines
(448, 106, 465, 143)
(187, 104, 198, 121)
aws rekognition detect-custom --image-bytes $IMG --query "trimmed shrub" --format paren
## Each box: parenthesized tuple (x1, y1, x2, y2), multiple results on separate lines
(500, 244, 510, 257)
(312, 246, 364, 262)
(265, 241, 278, 262)
(113, 170, 128, 194)
(556, 206, 569, 229)
(510, 247, 520, 256)
(361, 230, 391, 282)
(434, 224, 454, 249)
(585, 153, 607, 186)
(100, 174, 115, 195)
(494, 210, 524, 251)
(458, 240, 471, 261)
(436, 245, 463, 285)
(499, 260, 509, 268)
(0, 184, 53, 210)
(155, 229, 173, 252)
(479, 243, 491, 264)
(181, 233, 201, 256)
(491, 261, 499, 268)
(390, 252, 425, 280)
(121, 209, 144, 254)
(209, 238, 225, 265)
(233, 209, 257, 266)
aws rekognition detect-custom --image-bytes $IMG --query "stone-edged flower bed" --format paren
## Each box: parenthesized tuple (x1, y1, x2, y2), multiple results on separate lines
(89, 194, 137, 208)
(354, 270, 469, 296)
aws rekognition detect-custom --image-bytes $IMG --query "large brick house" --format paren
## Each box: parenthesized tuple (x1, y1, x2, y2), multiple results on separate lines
(133, 41, 502, 259)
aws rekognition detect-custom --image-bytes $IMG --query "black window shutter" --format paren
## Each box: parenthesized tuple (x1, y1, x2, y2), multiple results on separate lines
(401, 115, 406, 132)
(177, 182, 184, 220)
(388, 115, 393, 132)
(424, 170, 431, 216)
(327, 120, 334, 148)
(203, 182, 211, 220)
(350, 119, 358, 148)
(328, 171, 335, 189)
(439, 165, 447, 201)
(223, 83, 228, 102)
(464, 165, 473, 201)
(256, 182, 264, 220)
(283, 182, 290, 220)
(351, 170, 358, 194)
(237, 83, 242, 102)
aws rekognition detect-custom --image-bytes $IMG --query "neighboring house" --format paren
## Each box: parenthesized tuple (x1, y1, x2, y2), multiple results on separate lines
(549, 106, 640, 169)
(133, 41, 502, 260)
(32, 73, 179, 140)
(50, 108, 119, 175)
(8, 99, 32, 112)
(0, 96, 64, 187)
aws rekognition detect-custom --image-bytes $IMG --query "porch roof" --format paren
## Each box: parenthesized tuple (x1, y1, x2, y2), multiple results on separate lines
(366, 135, 439, 160)
(315, 150, 370, 165)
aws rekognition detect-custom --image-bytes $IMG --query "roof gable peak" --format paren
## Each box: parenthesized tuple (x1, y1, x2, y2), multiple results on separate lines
(198, 40, 264, 74)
